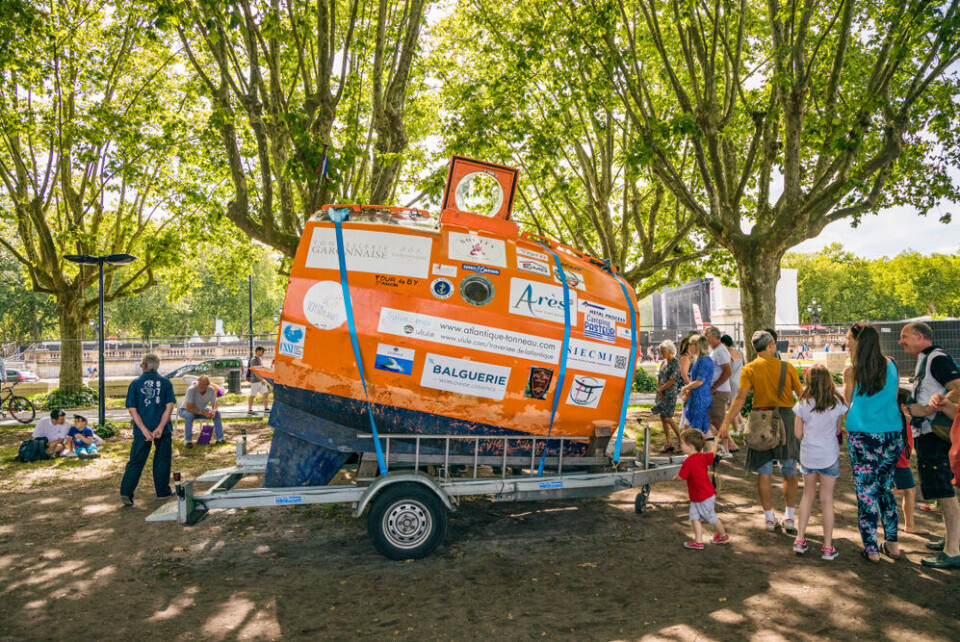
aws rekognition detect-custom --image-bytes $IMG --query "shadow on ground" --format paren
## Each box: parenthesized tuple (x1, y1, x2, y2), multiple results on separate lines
(0, 418, 958, 641)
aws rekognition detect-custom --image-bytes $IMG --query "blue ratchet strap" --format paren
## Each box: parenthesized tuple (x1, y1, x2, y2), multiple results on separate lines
(533, 241, 571, 477)
(334, 219, 387, 474)
(612, 273, 638, 462)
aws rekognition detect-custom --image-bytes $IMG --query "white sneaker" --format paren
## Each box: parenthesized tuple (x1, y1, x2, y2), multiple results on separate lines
(63, 450, 77, 458)
(781, 518, 798, 535)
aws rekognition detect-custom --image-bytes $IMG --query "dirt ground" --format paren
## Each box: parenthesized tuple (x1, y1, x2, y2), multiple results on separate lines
(1, 412, 959, 642)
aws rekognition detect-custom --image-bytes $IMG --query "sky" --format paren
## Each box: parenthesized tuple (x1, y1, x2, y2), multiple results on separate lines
(790, 203, 960, 258)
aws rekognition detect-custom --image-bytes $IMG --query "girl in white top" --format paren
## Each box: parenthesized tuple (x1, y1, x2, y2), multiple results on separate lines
(792, 365, 848, 560)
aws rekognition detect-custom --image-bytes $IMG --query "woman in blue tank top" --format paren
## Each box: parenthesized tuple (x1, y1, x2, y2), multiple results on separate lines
(843, 323, 904, 563)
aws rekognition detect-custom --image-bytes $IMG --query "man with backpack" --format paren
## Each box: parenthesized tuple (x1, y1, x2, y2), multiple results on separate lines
(247, 346, 270, 415)
(900, 322, 960, 569)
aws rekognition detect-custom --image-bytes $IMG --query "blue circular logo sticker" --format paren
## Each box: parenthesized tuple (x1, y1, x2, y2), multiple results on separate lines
(431, 278, 454, 300)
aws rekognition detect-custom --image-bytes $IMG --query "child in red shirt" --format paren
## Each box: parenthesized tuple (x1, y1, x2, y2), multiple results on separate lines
(675, 428, 729, 549)
(895, 389, 917, 532)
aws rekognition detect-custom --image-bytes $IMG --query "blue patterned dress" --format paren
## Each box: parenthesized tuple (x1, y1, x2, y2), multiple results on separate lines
(685, 355, 714, 433)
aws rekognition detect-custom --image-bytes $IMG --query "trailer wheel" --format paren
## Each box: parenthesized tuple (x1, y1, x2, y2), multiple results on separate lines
(635, 484, 651, 514)
(367, 484, 448, 560)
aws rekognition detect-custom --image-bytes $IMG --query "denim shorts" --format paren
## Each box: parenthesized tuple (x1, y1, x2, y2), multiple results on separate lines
(894, 465, 916, 490)
(799, 459, 840, 478)
(754, 458, 798, 477)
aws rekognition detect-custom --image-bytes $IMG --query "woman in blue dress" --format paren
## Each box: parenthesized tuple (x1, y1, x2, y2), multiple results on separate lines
(681, 335, 714, 434)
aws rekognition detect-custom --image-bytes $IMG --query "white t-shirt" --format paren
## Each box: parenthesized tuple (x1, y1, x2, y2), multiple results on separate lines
(793, 398, 848, 469)
(33, 417, 70, 442)
(710, 344, 732, 392)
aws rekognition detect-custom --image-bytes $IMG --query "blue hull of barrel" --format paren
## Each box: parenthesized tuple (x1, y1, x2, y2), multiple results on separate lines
(263, 382, 585, 487)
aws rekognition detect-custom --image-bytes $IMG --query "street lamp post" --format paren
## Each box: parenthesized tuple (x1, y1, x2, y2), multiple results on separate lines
(806, 297, 823, 326)
(64, 253, 138, 426)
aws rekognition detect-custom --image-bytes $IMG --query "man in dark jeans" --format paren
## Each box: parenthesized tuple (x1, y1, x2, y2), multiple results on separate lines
(120, 353, 176, 507)
(900, 322, 960, 568)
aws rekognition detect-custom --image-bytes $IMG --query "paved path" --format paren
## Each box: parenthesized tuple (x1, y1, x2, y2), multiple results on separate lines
(0, 403, 270, 428)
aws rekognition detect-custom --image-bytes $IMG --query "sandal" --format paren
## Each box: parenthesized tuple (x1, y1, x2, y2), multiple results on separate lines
(659, 444, 676, 454)
(860, 549, 880, 564)
(879, 541, 901, 560)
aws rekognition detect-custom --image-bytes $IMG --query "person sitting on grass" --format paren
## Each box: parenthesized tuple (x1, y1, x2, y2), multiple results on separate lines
(675, 428, 729, 549)
(68, 415, 100, 459)
(33, 409, 71, 457)
(792, 366, 848, 561)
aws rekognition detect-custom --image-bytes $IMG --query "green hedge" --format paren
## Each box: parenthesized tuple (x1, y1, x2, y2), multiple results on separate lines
(30, 387, 99, 410)
(633, 368, 659, 393)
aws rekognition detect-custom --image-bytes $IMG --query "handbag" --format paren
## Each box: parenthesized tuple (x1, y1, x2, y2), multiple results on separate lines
(930, 412, 954, 444)
(744, 362, 788, 452)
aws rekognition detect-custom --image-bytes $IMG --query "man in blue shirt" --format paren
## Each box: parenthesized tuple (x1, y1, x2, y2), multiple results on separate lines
(120, 353, 176, 506)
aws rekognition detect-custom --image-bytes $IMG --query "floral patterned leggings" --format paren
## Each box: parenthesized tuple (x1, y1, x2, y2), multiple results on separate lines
(847, 431, 904, 554)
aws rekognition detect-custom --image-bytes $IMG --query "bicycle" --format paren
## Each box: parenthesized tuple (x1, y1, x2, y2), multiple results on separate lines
(0, 382, 36, 424)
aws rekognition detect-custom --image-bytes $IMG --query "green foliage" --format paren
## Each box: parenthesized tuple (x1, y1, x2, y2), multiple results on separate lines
(633, 369, 659, 393)
(0, 249, 57, 342)
(32, 388, 99, 411)
(104, 245, 285, 338)
(432, 3, 721, 295)
(93, 421, 120, 440)
(784, 244, 960, 321)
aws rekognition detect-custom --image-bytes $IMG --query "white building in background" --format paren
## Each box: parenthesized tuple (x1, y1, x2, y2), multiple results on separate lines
(708, 269, 800, 329)
(646, 269, 800, 337)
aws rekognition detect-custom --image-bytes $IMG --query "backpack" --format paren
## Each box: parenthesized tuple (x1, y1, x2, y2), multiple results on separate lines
(17, 437, 50, 462)
(246, 356, 261, 382)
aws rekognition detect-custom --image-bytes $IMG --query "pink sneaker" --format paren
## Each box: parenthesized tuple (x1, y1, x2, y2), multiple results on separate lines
(712, 533, 730, 545)
(821, 546, 839, 561)
(683, 540, 705, 550)
(793, 539, 808, 555)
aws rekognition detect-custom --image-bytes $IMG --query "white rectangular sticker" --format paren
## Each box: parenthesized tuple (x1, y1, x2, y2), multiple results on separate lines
(305, 228, 433, 278)
(583, 312, 616, 343)
(278, 321, 306, 359)
(565, 375, 607, 408)
(554, 267, 587, 291)
(509, 278, 578, 326)
(617, 326, 633, 340)
(432, 263, 457, 277)
(421, 353, 510, 400)
(375, 343, 415, 375)
(517, 258, 551, 278)
(567, 338, 631, 377)
(447, 232, 507, 267)
(517, 246, 549, 262)
(378, 308, 561, 363)
(578, 300, 627, 324)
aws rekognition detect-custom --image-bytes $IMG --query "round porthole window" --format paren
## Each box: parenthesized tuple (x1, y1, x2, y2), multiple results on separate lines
(459, 275, 495, 306)
(454, 171, 503, 217)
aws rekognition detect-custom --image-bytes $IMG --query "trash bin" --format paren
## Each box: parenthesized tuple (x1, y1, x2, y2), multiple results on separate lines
(227, 369, 241, 394)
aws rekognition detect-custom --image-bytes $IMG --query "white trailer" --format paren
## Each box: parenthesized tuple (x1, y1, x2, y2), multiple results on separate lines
(148, 426, 683, 560)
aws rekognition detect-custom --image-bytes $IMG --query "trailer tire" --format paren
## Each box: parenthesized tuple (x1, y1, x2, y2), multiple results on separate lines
(634, 484, 650, 514)
(367, 484, 448, 560)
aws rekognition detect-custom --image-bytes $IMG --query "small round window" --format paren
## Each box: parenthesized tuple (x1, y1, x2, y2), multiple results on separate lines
(459, 275, 495, 306)
(454, 171, 503, 217)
